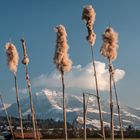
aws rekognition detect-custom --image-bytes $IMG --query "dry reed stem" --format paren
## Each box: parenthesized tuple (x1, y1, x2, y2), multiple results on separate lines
(5, 42, 24, 139)
(110, 64, 124, 140)
(83, 93, 90, 140)
(83, 93, 87, 140)
(14, 75, 24, 139)
(100, 27, 119, 140)
(21, 39, 38, 140)
(109, 62, 114, 140)
(82, 5, 106, 140)
(0, 95, 15, 140)
(61, 71, 67, 140)
(91, 47, 106, 140)
(54, 25, 72, 140)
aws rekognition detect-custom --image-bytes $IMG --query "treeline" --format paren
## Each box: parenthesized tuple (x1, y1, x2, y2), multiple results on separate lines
(0, 117, 140, 138)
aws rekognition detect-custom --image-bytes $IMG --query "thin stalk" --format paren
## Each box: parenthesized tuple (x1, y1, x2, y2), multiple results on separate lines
(83, 93, 86, 140)
(90, 46, 106, 140)
(25, 65, 37, 140)
(36, 119, 40, 140)
(21, 38, 39, 140)
(109, 61, 114, 140)
(0, 95, 15, 140)
(14, 74, 24, 139)
(112, 75, 124, 140)
(61, 70, 68, 140)
(83, 93, 90, 140)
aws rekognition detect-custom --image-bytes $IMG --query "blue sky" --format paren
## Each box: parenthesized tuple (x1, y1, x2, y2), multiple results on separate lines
(0, 0, 140, 108)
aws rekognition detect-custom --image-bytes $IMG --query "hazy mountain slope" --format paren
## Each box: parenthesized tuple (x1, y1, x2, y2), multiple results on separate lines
(0, 88, 140, 129)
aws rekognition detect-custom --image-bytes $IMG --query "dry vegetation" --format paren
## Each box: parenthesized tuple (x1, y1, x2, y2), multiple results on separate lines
(0, 3, 137, 140)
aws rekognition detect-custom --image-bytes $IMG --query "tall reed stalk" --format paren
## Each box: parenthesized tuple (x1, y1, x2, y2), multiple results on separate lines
(83, 93, 90, 140)
(0, 95, 15, 140)
(35, 119, 40, 140)
(110, 64, 124, 140)
(82, 5, 106, 140)
(5, 42, 24, 139)
(54, 25, 72, 140)
(83, 93, 86, 140)
(109, 61, 114, 140)
(61, 70, 67, 140)
(14, 74, 24, 139)
(21, 38, 38, 140)
(100, 27, 119, 140)
(91, 46, 106, 139)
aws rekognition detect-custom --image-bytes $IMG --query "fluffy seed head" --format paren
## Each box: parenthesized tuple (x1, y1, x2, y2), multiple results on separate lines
(5, 42, 19, 74)
(82, 5, 96, 46)
(86, 30, 96, 46)
(82, 5, 96, 27)
(100, 27, 118, 61)
(54, 24, 72, 73)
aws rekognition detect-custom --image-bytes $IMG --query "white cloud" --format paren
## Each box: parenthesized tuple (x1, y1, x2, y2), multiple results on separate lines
(32, 61, 125, 91)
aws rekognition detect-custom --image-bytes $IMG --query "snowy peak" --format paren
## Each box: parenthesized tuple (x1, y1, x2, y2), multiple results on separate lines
(0, 103, 11, 111)
(0, 88, 140, 129)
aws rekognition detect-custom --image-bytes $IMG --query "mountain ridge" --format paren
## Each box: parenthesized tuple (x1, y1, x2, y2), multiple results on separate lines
(0, 88, 140, 129)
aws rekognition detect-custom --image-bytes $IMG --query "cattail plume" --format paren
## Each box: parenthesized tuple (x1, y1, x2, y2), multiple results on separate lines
(5, 42, 19, 74)
(54, 24, 72, 72)
(100, 27, 118, 61)
(82, 5, 96, 46)
(100, 27, 119, 140)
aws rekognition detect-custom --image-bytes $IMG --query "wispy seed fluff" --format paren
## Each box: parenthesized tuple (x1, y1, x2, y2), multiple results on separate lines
(82, 5, 96, 46)
(100, 27, 118, 61)
(54, 25, 72, 72)
(5, 42, 19, 74)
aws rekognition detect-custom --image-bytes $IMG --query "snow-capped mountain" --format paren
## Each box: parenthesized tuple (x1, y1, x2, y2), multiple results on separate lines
(0, 103, 11, 111)
(0, 88, 140, 129)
